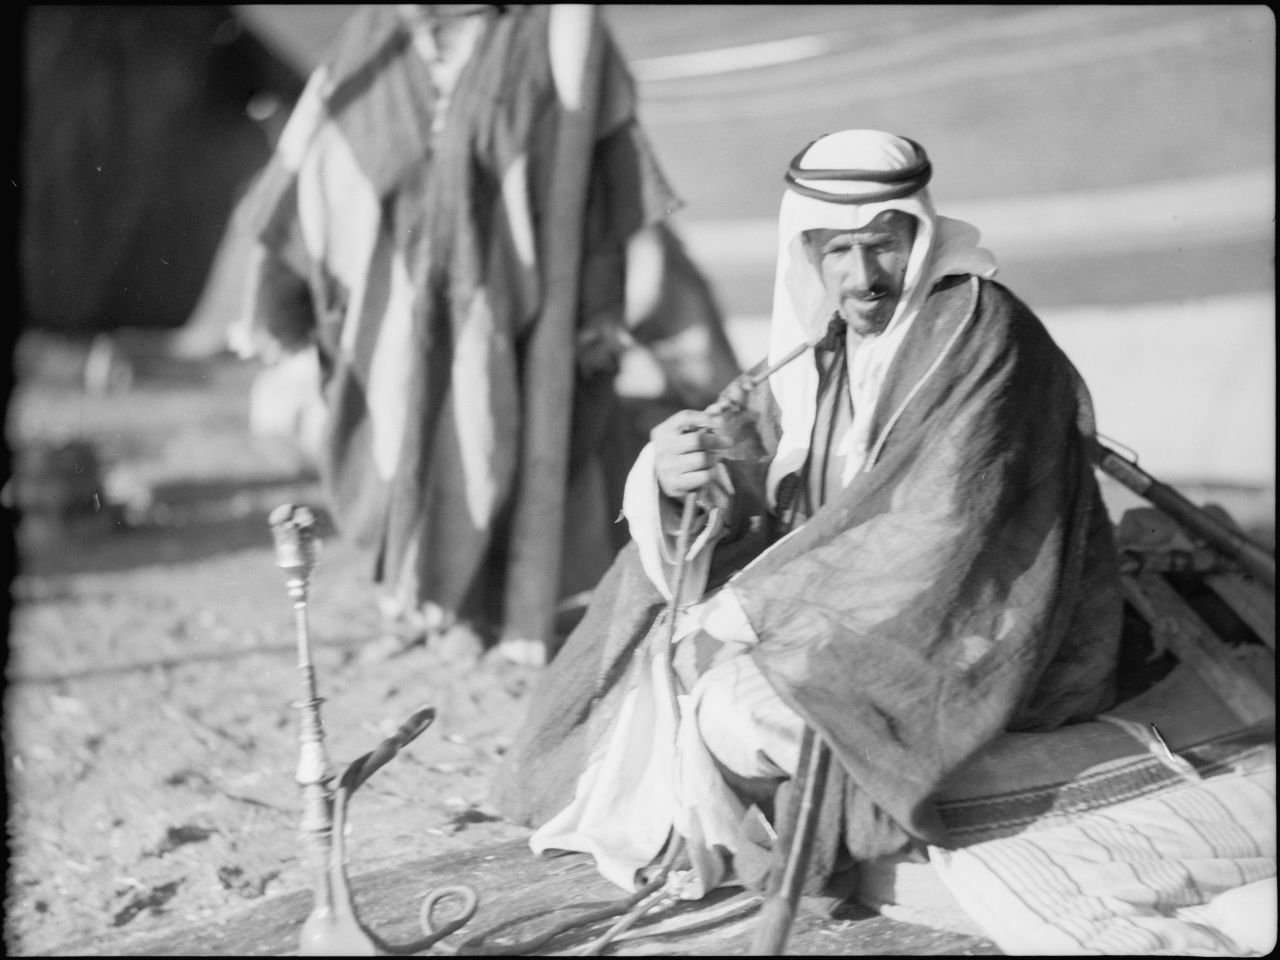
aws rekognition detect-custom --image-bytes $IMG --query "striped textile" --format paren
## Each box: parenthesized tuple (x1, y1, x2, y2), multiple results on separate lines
(930, 652, 1276, 844)
(859, 657, 1276, 953)
(938, 736, 1272, 845)
(930, 757, 1276, 955)
(232, 6, 680, 634)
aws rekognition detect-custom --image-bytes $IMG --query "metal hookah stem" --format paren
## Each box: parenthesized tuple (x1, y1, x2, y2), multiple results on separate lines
(269, 505, 338, 924)
(293, 574, 332, 852)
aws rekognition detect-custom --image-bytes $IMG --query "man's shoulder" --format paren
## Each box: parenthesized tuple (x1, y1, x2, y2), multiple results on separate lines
(977, 277, 1041, 319)
(927, 274, 1037, 318)
(926, 275, 1051, 348)
(917, 275, 1067, 382)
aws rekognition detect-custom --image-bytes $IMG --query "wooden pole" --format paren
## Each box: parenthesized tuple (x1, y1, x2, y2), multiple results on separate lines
(750, 726, 832, 956)
(501, 5, 605, 664)
(1121, 573, 1274, 726)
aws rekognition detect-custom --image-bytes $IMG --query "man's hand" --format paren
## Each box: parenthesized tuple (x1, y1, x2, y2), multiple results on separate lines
(714, 376, 751, 414)
(651, 409, 729, 500)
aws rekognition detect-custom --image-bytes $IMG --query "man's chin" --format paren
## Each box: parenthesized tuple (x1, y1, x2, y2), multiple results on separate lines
(846, 311, 892, 338)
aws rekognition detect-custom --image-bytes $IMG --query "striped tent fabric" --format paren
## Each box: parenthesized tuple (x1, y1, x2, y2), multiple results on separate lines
(232, 6, 681, 636)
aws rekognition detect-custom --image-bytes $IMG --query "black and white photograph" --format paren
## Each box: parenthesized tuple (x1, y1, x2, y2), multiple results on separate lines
(5, 4, 1275, 956)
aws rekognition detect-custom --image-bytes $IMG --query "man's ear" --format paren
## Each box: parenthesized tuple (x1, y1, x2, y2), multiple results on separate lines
(798, 230, 824, 265)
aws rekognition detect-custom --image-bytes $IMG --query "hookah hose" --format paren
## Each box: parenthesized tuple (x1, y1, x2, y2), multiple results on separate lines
(300, 490, 703, 956)
(424, 342, 817, 955)
(421, 498, 700, 957)
(421, 835, 687, 956)
(329, 707, 480, 955)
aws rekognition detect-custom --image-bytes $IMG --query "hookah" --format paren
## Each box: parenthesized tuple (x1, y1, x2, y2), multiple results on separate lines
(269, 503, 478, 956)
(264, 335, 823, 956)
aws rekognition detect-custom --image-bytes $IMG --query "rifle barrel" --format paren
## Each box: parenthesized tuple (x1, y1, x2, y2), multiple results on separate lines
(1095, 443, 1275, 590)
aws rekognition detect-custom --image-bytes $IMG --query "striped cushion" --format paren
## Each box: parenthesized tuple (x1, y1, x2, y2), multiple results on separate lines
(934, 653, 1272, 843)
(858, 656, 1276, 952)
(928, 761, 1275, 954)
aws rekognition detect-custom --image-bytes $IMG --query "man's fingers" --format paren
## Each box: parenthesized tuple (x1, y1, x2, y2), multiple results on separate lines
(662, 467, 714, 497)
(673, 449, 718, 473)
(653, 408, 728, 498)
(665, 409, 715, 434)
(679, 428, 729, 455)
(681, 469, 714, 492)
(716, 379, 749, 411)
(653, 411, 722, 453)
(680, 408, 715, 428)
(660, 451, 717, 483)
(656, 448, 720, 498)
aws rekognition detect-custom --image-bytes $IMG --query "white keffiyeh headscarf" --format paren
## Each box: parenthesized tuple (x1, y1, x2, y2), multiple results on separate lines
(765, 129, 998, 505)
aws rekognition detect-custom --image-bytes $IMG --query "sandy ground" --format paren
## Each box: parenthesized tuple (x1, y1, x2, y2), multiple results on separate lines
(3, 340, 542, 956)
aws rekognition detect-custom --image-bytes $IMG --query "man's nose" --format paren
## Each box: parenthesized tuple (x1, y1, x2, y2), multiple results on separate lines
(843, 247, 880, 293)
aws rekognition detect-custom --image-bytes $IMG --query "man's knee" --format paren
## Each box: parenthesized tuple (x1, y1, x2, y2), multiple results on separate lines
(691, 657, 804, 781)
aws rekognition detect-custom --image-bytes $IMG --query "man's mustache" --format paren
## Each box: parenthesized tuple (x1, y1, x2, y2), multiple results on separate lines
(842, 287, 889, 303)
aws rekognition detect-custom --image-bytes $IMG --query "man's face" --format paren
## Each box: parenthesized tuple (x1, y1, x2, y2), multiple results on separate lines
(806, 211, 918, 339)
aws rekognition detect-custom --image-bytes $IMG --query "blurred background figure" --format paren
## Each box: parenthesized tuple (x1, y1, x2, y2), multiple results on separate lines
(225, 4, 740, 666)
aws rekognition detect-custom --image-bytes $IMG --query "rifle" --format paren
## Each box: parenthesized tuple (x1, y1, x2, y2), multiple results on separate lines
(1094, 440, 1275, 590)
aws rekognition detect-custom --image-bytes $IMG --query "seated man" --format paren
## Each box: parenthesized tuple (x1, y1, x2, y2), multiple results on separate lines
(491, 129, 1124, 899)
